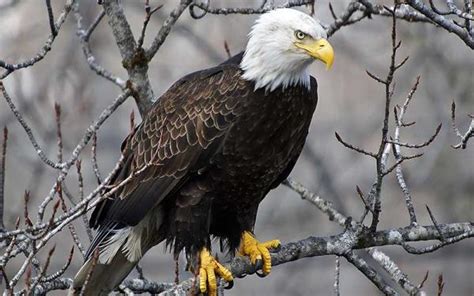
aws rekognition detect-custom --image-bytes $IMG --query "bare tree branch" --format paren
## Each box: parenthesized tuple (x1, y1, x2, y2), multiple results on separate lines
(0, 82, 62, 170)
(370, 4, 401, 233)
(0, 0, 75, 79)
(44, 0, 57, 36)
(0, 127, 7, 232)
(72, 2, 126, 88)
(101, 0, 156, 115)
(188, 0, 314, 17)
(406, 0, 474, 49)
(333, 256, 341, 296)
(451, 101, 474, 149)
(145, 0, 191, 61)
(20, 221, 474, 295)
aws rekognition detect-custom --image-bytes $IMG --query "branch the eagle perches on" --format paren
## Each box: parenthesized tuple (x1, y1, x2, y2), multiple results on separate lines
(0, 0, 473, 295)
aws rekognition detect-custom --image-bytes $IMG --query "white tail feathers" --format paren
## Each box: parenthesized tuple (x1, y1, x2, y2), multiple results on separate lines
(70, 207, 164, 295)
(68, 251, 137, 296)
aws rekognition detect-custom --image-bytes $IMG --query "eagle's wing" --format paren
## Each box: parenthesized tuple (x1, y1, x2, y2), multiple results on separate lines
(89, 64, 249, 231)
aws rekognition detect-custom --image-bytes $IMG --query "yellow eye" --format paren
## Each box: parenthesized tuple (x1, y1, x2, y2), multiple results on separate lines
(295, 30, 306, 40)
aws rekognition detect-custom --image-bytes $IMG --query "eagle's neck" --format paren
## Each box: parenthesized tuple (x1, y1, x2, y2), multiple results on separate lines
(240, 44, 312, 92)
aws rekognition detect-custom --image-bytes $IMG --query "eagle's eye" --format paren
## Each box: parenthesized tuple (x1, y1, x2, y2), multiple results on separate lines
(295, 30, 307, 40)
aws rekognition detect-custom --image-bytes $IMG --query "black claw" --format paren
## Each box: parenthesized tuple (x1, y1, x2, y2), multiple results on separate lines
(253, 259, 268, 278)
(224, 280, 234, 290)
(271, 244, 281, 252)
(256, 270, 267, 278)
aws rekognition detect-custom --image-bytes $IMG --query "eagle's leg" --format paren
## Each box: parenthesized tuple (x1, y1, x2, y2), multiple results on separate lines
(239, 231, 281, 275)
(198, 247, 234, 296)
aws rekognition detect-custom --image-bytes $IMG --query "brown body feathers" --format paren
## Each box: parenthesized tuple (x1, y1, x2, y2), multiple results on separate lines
(88, 53, 318, 258)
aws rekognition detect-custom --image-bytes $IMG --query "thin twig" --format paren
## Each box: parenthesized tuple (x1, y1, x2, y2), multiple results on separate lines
(79, 249, 99, 296)
(45, 0, 57, 36)
(145, 0, 193, 60)
(188, 0, 314, 18)
(29, 245, 56, 292)
(283, 178, 354, 228)
(0, 0, 75, 79)
(223, 41, 231, 59)
(327, 2, 369, 37)
(77, 159, 93, 242)
(389, 124, 441, 148)
(40, 247, 74, 283)
(334, 132, 377, 158)
(437, 274, 444, 296)
(425, 205, 444, 242)
(417, 270, 429, 289)
(137, 2, 164, 49)
(0, 82, 63, 169)
(84, 11, 105, 42)
(58, 183, 85, 256)
(0, 127, 7, 231)
(333, 256, 340, 296)
(356, 185, 374, 215)
(370, 5, 401, 232)
(405, 0, 474, 49)
(390, 77, 423, 225)
(72, 3, 126, 88)
(451, 101, 474, 149)
(402, 230, 474, 254)
(329, 2, 337, 20)
(23, 191, 33, 227)
(91, 133, 102, 185)
(36, 89, 131, 223)
(381, 153, 423, 177)
(76, 160, 84, 201)
(55, 103, 63, 163)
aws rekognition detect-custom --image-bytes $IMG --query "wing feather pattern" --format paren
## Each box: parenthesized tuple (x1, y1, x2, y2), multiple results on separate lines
(89, 64, 248, 245)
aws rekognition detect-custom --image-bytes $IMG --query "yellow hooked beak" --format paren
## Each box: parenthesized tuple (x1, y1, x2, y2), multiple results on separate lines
(295, 38, 334, 70)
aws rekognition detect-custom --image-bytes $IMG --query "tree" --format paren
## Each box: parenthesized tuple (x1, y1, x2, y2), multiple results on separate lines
(0, 0, 472, 295)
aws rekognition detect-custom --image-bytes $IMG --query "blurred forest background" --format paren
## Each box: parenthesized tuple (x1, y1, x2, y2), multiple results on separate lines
(0, 0, 472, 295)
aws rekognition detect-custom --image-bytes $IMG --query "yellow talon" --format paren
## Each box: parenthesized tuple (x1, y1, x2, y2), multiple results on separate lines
(239, 231, 281, 275)
(199, 248, 234, 296)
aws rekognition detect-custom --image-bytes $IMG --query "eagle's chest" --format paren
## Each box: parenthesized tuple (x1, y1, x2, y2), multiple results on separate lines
(210, 90, 313, 200)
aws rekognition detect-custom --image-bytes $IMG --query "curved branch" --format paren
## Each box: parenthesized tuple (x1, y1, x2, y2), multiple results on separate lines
(25, 222, 473, 295)
(406, 0, 474, 49)
(188, 0, 314, 16)
(0, 82, 62, 170)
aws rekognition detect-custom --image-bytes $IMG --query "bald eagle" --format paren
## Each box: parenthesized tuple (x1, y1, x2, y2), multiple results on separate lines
(71, 8, 334, 296)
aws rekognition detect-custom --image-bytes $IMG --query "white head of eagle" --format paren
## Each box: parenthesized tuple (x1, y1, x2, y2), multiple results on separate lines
(241, 8, 334, 92)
